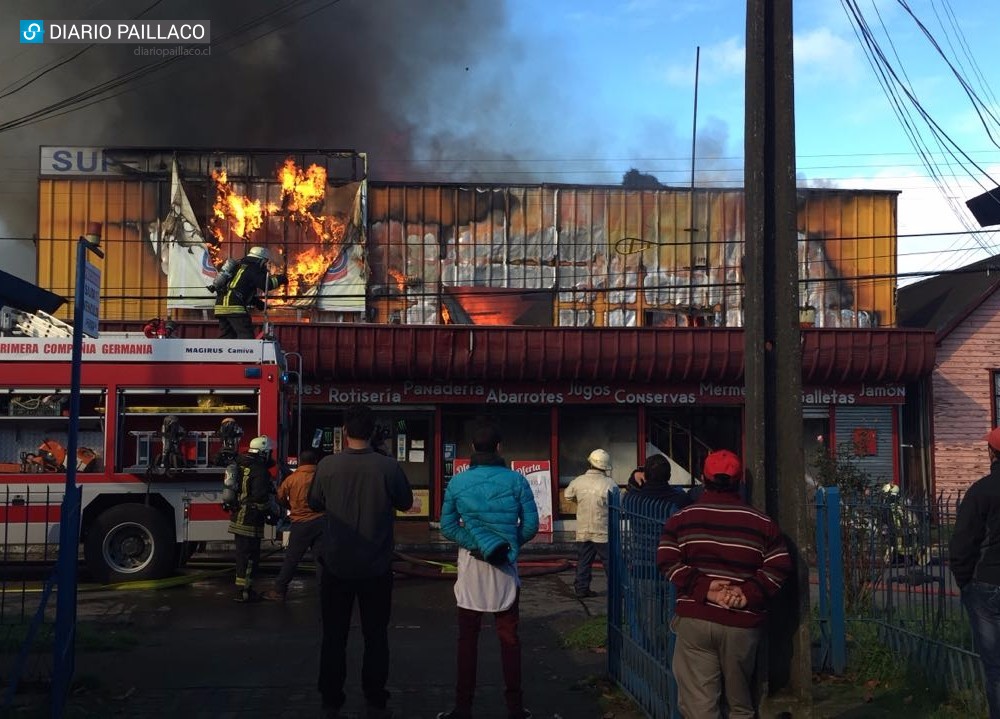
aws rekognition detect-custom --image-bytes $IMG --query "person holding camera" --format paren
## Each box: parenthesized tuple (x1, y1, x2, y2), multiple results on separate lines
(437, 420, 539, 719)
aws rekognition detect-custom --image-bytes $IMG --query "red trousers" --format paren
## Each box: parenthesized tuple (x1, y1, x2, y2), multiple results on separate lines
(454, 593, 523, 717)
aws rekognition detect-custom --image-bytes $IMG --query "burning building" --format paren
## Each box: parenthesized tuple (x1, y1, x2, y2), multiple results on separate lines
(34, 147, 936, 528)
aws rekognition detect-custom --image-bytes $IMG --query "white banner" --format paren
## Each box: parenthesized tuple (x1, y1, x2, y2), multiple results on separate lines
(314, 244, 366, 311)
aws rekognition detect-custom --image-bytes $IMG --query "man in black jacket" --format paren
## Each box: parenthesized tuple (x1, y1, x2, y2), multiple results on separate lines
(625, 453, 692, 508)
(213, 246, 287, 339)
(228, 435, 276, 603)
(308, 404, 413, 719)
(949, 427, 1000, 718)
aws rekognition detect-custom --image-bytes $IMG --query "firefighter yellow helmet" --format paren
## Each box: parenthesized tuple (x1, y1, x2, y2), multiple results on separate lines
(248, 435, 273, 455)
(246, 246, 271, 263)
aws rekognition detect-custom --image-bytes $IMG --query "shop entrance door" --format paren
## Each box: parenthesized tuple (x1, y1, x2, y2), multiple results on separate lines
(372, 409, 433, 521)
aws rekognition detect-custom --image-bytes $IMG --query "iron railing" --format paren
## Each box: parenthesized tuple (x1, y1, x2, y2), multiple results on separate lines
(817, 486, 986, 713)
(607, 491, 680, 719)
(1, 485, 60, 711)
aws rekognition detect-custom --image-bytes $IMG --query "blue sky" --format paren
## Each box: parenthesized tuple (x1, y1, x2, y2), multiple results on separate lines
(500, 0, 1000, 280)
(1, 0, 999, 283)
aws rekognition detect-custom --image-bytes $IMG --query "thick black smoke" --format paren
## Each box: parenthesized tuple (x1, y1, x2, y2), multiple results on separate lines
(0, 0, 555, 277)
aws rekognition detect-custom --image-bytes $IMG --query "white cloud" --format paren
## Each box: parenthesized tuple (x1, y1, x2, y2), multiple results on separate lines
(838, 167, 1000, 281)
(793, 27, 859, 82)
(663, 36, 744, 86)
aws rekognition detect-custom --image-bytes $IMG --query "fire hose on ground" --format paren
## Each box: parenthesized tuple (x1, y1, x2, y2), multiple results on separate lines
(1, 548, 578, 593)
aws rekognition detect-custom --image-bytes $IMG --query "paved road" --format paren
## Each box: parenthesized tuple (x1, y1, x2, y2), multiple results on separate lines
(10, 558, 637, 719)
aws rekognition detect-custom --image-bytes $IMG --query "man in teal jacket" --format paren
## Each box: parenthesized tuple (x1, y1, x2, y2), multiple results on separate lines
(437, 420, 539, 719)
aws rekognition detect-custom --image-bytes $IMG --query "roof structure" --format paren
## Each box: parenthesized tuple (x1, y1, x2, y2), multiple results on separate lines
(101, 321, 936, 385)
(896, 254, 1000, 340)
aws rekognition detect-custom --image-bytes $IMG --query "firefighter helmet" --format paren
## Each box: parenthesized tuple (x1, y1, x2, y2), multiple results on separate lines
(246, 246, 271, 264)
(248, 435, 273, 455)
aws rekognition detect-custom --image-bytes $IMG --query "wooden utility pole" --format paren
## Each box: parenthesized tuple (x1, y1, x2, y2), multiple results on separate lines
(744, 0, 813, 715)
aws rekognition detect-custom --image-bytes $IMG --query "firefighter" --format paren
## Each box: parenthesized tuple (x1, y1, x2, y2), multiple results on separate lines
(229, 434, 276, 602)
(213, 246, 288, 339)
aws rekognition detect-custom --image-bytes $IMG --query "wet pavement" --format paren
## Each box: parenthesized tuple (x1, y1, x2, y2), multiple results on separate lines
(9, 550, 639, 719)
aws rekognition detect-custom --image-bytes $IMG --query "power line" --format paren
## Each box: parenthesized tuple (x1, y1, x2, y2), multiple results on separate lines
(0, 0, 344, 136)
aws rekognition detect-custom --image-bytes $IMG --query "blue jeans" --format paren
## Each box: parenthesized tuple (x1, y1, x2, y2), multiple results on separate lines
(962, 581, 1000, 718)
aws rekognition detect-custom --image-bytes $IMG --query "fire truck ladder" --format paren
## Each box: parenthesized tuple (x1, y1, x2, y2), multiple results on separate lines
(0, 305, 73, 338)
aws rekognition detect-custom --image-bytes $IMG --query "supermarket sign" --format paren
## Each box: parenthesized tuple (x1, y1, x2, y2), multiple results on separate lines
(300, 380, 907, 406)
(1, 338, 281, 363)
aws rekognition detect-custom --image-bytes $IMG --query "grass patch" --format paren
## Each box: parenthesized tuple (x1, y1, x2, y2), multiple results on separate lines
(562, 615, 607, 650)
(811, 620, 988, 719)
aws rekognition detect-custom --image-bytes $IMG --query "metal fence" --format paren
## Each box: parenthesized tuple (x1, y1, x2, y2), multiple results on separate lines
(1, 485, 60, 711)
(607, 491, 680, 719)
(816, 485, 986, 712)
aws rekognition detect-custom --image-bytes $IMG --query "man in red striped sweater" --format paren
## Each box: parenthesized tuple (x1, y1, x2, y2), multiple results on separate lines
(656, 449, 791, 719)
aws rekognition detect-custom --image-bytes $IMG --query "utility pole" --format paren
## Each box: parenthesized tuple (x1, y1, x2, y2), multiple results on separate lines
(743, 0, 813, 716)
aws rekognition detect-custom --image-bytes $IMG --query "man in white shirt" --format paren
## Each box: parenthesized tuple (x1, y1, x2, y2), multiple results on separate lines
(565, 448, 620, 598)
(437, 421, 539, 719)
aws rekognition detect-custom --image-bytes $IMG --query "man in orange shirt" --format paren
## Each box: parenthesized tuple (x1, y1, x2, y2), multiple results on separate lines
(263, 449, 324, 601)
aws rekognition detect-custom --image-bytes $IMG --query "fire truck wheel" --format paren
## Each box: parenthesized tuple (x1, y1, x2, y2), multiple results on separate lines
(85, 504, 176, 584)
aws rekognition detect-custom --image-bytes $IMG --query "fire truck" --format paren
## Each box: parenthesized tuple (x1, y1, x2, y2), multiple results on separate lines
(0, 304, 295, 583)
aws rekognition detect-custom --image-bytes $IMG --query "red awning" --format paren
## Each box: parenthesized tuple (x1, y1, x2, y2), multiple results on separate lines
(101, 322, 936, 385)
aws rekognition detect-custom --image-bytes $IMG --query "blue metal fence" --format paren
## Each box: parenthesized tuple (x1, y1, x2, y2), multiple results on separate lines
(815, 486, 987, 713)
(607, 491, 680, 719)
(814, 486, 846, 674)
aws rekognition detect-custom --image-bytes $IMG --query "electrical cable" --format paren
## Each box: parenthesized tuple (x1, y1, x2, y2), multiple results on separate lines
(0, 0, 169, 103)
(0, 0, 343, 135)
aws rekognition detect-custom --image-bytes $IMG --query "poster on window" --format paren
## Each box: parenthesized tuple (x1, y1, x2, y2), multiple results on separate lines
(397, 488, 429, 518)
(511, 460, 553, 533)
(453, 459, 470, 474)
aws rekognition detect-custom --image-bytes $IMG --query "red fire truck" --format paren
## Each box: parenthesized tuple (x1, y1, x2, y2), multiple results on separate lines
(0, 308, 295, 583)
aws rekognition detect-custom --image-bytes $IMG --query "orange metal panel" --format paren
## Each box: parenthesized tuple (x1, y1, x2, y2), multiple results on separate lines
(37, 179, 166, 322)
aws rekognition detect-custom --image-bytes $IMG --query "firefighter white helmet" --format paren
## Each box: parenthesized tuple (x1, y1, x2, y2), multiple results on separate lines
(248, 435, 273, 454)
(587, 448, 613, 473)
(246, 246, 271, 263)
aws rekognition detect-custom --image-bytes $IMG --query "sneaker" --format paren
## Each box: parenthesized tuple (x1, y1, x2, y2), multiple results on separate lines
(436, 711, 471, 719)
(575, 589, 598, 599)
(261, 589, 286, 602)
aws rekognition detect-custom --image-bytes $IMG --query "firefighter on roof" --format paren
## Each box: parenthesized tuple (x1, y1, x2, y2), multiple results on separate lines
(229, 434, 276, 602)
(212, 246, 287, 339)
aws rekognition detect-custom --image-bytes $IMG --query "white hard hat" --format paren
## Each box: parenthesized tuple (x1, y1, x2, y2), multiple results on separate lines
(246, 246, 271, 263)
(587, 448, 612, 472)
(249, 435, 273, 454)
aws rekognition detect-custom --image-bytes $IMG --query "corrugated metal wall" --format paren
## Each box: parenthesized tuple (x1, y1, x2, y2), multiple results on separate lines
(834, 405, 896, 484)
(37, 175, 897, 327)
(367, 185, 897, 328)
(38, 178, 166, 322)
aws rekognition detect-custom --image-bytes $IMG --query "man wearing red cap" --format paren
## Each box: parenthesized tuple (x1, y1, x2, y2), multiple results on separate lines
(949, 428, 1000, 718)
(656, 449, 791, 719)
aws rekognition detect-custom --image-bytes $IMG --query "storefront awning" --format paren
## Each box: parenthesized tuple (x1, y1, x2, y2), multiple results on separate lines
(101, 322, 936, 385)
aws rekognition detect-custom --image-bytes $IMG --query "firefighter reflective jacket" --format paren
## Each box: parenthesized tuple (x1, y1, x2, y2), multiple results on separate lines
(228, 454, 273, 538)
(214, 260, 281, 316)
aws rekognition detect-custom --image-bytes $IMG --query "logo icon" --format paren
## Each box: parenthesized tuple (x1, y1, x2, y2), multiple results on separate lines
(20, 20, 44, 44)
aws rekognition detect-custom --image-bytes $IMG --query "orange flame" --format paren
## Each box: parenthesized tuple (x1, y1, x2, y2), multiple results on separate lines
(209, 169, 263, 241)
(207, 159, 349, 306)
(387, 269, 407, 292)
